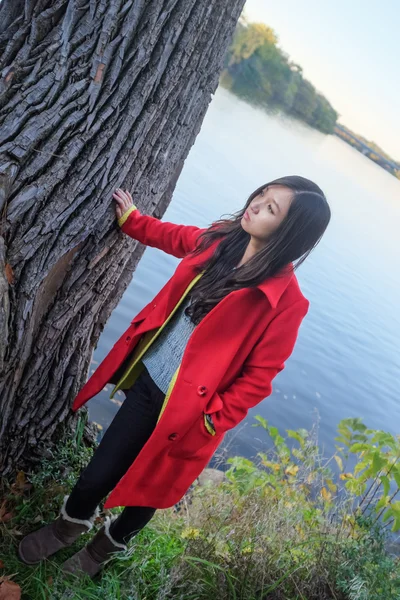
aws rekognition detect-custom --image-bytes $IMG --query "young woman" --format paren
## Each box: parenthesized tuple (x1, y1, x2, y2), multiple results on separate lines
(19, 176, 330, 577)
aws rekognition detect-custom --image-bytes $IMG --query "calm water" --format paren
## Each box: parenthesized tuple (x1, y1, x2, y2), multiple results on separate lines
(88, 87, 400, 463)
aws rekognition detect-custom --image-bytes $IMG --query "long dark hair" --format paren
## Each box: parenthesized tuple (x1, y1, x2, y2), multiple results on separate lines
(185, 175, 331, 325)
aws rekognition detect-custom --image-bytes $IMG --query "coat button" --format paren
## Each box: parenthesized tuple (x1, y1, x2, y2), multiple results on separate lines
(197, 385, 207, 396)
(168, 433, 178, 441)
(126, 336, 131, 343)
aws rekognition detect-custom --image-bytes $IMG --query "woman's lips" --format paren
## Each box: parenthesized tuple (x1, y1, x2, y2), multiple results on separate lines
(243, 209, 250, 221)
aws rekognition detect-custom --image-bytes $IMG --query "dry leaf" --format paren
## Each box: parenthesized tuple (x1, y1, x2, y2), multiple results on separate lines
(7, 529, 22, 537)
(15, 472, 25, 488)
(320, 487, 332, 502)
(0, 579, 21, 600)
(11, 471, 32, 495)
(0, 561, 4, 569)
(4, 264, 14, 285)
(0, 500, 13, 524)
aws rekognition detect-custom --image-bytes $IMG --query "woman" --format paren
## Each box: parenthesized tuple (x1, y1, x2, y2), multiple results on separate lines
(19, 176, 330, 577)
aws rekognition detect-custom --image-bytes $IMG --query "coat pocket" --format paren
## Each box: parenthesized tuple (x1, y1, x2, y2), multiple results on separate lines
(203, 392, 224, 415)
(168, 412, 221, 459)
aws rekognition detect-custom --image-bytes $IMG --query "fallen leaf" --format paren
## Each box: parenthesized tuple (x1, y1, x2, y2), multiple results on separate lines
(0, 561, 4, 569)
(320, 487, 332, 502)
(7, 529, 22, 537)
(0, 514, 13, 524)
(0, 579, 21, 600)
(4, 264, 14, 285)
(10, 472, 32, 496)
(0, 501, 13, 524)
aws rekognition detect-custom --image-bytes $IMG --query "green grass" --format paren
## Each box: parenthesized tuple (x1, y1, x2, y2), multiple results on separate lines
(1, 415, 400, 599)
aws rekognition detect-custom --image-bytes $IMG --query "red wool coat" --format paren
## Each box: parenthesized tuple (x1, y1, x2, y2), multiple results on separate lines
(72, 208, 309, 509)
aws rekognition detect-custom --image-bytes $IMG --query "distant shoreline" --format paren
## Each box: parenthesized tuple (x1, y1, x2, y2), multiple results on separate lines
(223, 19, 400, 182)
(334, 125, 400, 180)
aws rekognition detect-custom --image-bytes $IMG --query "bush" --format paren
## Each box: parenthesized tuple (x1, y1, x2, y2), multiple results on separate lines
(1, 414, 399, 599)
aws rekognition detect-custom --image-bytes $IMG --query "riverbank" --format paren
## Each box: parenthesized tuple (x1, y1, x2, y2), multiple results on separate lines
(334, 124, 400, 180)
(1, 414, 399, 599)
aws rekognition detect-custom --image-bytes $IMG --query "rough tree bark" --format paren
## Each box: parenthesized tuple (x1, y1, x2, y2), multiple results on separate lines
(0, 0, 245, 474)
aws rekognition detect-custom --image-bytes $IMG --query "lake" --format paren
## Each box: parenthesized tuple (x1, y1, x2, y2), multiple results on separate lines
(88, 87, 400, 465)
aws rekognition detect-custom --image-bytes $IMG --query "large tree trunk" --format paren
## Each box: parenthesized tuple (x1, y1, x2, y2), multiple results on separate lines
(0, 0, 245, 474)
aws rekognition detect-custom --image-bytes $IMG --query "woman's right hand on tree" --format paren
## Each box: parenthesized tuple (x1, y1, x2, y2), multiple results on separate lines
(113, 188, 134, 220)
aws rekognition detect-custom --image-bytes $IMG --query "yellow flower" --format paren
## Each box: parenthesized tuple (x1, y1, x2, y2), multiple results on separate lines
(285, 465, 299, 477)
(181, 527, 201, 540)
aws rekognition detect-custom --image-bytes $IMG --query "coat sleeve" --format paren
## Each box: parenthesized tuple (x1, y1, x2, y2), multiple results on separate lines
(118, 205, 205, 258)
(210, 299, 309, 435)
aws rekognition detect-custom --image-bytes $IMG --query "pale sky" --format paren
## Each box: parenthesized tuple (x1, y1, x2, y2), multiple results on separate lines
(244, 0, 399, 159)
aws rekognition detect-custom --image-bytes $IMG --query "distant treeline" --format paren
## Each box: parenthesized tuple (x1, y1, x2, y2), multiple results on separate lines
(335, 125, 400, 180)
(221, 21, 400, 180)
(221, 22, 339, 134)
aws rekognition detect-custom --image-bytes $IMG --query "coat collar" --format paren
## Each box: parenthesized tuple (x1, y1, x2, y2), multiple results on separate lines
(256, 264, 294, 309)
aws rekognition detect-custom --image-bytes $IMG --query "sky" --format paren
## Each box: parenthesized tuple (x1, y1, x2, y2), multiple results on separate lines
(244, 0, 399, 159)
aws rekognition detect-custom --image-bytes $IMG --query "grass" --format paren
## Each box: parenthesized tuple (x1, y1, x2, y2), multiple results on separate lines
(1, 414, 400, 599)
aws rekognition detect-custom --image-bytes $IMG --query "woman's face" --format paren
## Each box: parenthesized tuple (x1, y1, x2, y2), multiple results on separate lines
(240, 184, 293, 240)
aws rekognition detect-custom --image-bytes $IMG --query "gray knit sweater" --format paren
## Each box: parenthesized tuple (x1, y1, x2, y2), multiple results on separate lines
(142, 297, 196, 393)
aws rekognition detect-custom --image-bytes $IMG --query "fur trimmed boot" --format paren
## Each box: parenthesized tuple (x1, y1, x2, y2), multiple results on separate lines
(62, 515, 127, 578)
(18, 496, 99, 565)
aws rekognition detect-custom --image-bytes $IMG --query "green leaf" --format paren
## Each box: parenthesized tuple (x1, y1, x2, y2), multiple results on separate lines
(286, 429, 305, 448)
(370, 431, 396, 448)
(269, 426, 279, 440)
(354, 459, 370, 475)
(391, 516, 400, 532)
(392, 469, 400, 489)
(345, 417, 367, 432)
(345, 479, 366, 495)
(349, 443, 370, 453)
(380, 475, 391, 497)
(334, 436, 351, 448)
(252, 415, 268, 430)
(391, 501, 400, 516)
(382, 508, 393, 522)
(371, 452, 387, 476)
(337, 424, 352, 441)
(376, 496, 390, 510)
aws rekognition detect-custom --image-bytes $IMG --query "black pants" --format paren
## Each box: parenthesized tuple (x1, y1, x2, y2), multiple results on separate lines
(66, 366, 165, 545)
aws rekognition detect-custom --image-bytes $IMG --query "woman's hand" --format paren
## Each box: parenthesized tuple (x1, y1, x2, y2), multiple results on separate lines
(113, 188, 134, 220)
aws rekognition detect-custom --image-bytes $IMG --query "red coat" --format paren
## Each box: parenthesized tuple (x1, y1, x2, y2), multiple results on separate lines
(72, 208, 309, 509)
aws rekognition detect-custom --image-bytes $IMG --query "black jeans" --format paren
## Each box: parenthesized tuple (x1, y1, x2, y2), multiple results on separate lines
(66, 365, 165, 545)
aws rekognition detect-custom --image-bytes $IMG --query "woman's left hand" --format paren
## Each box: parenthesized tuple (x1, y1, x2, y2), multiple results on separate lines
(113, 188, 134, 220)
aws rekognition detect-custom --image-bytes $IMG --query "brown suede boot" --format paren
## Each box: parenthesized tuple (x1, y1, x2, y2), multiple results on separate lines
(18, 496, 100, 565)
(62, 515, 127, 578)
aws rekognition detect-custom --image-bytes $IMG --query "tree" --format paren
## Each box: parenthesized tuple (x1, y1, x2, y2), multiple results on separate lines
(222, 22, 339, 134)
(0, 0, 245, 475)
(228, 22, 277, 66)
